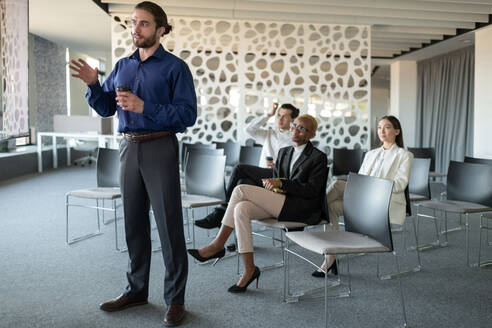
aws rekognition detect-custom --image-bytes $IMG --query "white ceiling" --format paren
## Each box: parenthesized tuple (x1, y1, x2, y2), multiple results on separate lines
(28, 0, 488, 62)
(104, 0, 491, 58)
(29, 0, 111, 59)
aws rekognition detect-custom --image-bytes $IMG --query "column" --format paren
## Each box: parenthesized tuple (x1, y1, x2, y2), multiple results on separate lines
(474, 25, 492, 159)
(390, 61, 417, 147)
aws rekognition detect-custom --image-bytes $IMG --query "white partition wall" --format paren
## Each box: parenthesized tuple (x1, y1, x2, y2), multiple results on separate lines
(0, 0, 29, 138)
(111, 16, 371, 156)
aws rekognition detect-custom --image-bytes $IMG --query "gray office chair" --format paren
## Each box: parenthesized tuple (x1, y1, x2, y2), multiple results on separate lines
(181, 152, 227, 252)
(408, 147, 435, 172)
(409, 158, 432, 202)
(215, 141, 241, 167)
(65, 148, 125, 251)
(417, 161, 492, 266)
(478, 212, 492, 267)
(377, 159, 431, 280)
(239, 145, 262, 166)
(331, 148, 365, 178)
(464, 156, 492, 166)
(180, 142, 216, 167)
(284, 173, 407, 328)
(73, 139, 99, 166)
(238, 167, 330, 275)
(466, 156, 492, 266)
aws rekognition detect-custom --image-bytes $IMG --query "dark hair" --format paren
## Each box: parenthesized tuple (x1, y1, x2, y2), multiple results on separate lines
(379, 115, 404, 148)
(279, 103, 299, 119)
(135, 1, 173, 35)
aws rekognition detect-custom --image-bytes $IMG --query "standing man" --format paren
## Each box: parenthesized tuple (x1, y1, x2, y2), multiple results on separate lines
(69, 2, 196, 326)
(194, 103, 298, 229)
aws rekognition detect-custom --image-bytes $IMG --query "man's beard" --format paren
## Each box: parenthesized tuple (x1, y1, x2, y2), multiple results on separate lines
(133, 32, 159, 48)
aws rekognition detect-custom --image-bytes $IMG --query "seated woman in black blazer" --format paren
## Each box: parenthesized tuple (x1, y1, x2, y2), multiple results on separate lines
(188, 114, 328, 293)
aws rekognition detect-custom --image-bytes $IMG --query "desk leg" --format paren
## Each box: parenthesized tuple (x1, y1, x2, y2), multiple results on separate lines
(37, 134, 43, 173)
(66, 139, 71, 166)
(52, 136, 58, 169)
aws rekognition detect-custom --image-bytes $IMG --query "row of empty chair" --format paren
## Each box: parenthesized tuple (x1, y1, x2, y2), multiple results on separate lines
(64, 143, 492, 328)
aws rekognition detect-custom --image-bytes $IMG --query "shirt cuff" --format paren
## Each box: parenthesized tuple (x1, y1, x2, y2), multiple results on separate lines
(85, 81, 103, 103)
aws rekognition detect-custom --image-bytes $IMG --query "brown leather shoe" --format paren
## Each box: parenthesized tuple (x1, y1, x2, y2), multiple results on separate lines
(164, 304, 185, 327)
(99, 294, 148, 312)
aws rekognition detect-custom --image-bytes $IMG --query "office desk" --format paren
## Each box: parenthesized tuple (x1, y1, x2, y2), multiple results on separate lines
(37, 132, 122, 173)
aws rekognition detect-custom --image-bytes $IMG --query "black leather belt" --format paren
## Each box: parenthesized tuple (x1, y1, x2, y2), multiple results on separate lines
(123, 131, 172, 142)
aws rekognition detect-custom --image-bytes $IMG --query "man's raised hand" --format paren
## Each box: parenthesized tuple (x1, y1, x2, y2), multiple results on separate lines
(69, 58, 99, 86)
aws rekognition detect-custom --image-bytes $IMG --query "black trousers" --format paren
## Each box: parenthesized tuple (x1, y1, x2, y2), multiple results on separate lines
(119, 135, 187, 305)
(225, 164, 274, 202)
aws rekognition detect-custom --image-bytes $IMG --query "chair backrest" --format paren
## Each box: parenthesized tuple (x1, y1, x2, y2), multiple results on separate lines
(409, 158, 431, 199)
(332, 148, 365, 176)
(184, 148, 224, 175)
(343, 173, 394, 251)
(408, 147, 435, 172)
(464, 156, 492, 166)
(239, 145, 262, 166)
(181, 142, 216, 166)
(215, 141, 241, 166)
(96, 148, 120, 188)
(447, 161, 492, 207)
(185, 152, 226, 200)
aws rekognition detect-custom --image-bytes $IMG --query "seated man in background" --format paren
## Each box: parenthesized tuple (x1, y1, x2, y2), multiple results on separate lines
(194, 102, 299, 229)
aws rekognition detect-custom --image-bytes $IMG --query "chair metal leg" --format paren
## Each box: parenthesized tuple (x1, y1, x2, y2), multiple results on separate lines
(465, 213, 471, 267)
(416, 207, 448, 251)
(66, 195, 102, 245)
(283, 247, 341, 303)
(478, 214, 492, 268)
(393, 251, 408, 327)
(184, 208, 192, 244)
(379, 219, 421, 280)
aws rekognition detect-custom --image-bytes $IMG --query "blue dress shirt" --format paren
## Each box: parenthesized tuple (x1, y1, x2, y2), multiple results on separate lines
(86, 45, 197, 134)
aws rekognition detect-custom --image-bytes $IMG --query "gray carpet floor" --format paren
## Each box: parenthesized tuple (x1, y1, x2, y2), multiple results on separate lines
(0, 166, 491, 328)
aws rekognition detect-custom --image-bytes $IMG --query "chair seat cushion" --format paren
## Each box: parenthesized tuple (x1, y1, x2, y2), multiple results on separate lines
(252, 218, 308, 230)
(181, 194, 225, 208)
(409, 193, 429, 202)
(419, 199, 492, 213)
(286, 231, 390, 255)
(67, 187, 121, 200)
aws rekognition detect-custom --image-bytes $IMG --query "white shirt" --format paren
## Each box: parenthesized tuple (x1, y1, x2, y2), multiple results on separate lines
(368, 146, 392, 177)
(289, 143, 307, 174)
(245, 114, 293, 168)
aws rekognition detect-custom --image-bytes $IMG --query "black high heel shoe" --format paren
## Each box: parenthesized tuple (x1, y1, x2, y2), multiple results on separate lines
(187, 248, 225, 265)
(312, 260, 338, 278)
(228, 266, 261, 293)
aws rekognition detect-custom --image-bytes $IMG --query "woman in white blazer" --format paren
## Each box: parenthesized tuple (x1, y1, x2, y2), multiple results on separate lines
(313, 115, 413, 277)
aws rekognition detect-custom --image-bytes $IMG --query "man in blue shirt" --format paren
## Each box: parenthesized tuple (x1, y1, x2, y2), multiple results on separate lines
(69, 2, 196, 326)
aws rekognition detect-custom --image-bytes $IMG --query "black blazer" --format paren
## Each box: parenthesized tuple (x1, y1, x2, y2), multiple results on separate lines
(274, 141, 328, 225)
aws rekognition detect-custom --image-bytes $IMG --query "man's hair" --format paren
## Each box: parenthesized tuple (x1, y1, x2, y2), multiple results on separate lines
(135, 1, 173, 35)
(279, 103, 299, 119)
(297, 114, 318, 138)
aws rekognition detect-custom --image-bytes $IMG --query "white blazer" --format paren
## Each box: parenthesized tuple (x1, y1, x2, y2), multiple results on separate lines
(358, 144, 413, 225)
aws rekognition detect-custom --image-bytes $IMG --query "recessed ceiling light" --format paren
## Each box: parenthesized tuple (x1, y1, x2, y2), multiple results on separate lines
(462, 39, 473, 44)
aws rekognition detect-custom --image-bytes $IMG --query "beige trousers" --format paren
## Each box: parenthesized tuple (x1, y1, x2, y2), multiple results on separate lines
(326, 179, 347, 230)
(221, 184, 286, 253)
